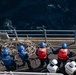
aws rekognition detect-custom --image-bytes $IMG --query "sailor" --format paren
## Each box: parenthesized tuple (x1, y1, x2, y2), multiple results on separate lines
(65, 61, 76, 75)
(18, 45, 32, 69)
(1, 48, 16, 71)
(36, 42, 49, 67)
(47, 59, 60, 73)
(52, 43, 73, 68)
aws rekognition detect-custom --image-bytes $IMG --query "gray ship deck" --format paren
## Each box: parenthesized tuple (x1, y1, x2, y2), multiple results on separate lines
(0, 30, 76, 75)
(0, 37, 76, 75)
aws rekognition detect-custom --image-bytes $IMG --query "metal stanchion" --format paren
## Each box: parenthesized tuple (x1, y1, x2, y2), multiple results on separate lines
(14, 29, 18, 60)
(44, 29, 47, 43)
(10, 71, 13, 75)
(27, 35, 28, 40)
(14, 29, 18, 40)
(75, 30, 76, 44)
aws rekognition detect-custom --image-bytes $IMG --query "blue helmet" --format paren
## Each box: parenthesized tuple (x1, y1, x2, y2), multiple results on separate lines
(18, 45, 25, 51)
(62, 43, 67, 49)
(3, 49, 9, 55)
(40, 42, 46, 47)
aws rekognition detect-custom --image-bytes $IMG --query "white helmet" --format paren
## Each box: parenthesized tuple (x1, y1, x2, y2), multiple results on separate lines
(51, 59, 58, 65)
(70, 61, 76, 68)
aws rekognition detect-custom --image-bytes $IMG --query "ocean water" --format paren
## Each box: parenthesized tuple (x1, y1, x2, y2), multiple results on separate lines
(0, 0, 76, 30)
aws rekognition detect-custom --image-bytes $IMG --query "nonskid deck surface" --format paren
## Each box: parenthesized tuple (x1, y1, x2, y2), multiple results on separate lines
(0, 37, 76, 75)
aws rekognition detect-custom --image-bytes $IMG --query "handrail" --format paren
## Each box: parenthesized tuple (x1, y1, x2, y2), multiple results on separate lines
(0, 72, 63, 75)
(8, 34, 74, 36)
(0, 30, 75, 32)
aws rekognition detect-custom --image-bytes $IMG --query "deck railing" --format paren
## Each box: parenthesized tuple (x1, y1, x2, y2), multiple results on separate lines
(0, 30, 75, 37)
(0, 30, 76, 43)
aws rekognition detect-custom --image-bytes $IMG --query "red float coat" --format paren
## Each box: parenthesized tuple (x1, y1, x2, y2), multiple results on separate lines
(37, 48, 47, 59)
(58, 49, 68, 60)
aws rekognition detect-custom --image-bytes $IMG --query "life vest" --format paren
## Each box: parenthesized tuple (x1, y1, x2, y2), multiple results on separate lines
(37, 48, 47, 59)
(1, 55, 13, 65)
(18, 51, 28, 60)
(58, 49, 68, 60)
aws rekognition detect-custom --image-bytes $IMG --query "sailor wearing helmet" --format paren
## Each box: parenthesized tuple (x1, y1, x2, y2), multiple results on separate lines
(65, 61, 76, 75)
(47, 59, 59, 73)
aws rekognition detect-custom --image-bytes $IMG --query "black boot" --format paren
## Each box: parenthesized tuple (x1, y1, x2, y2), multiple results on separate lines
(38, 65, 43, 68)
(29, 66, 33, 70)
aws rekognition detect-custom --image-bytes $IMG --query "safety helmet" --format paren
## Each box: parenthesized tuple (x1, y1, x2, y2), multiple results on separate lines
(62, 43, 67, 49)
(3, 49, 9, 55)
(51, 59, 58, 65)
(70, 61, 76, 68)
(18, 45, 25, 51)
(40, 42, 46, 47)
